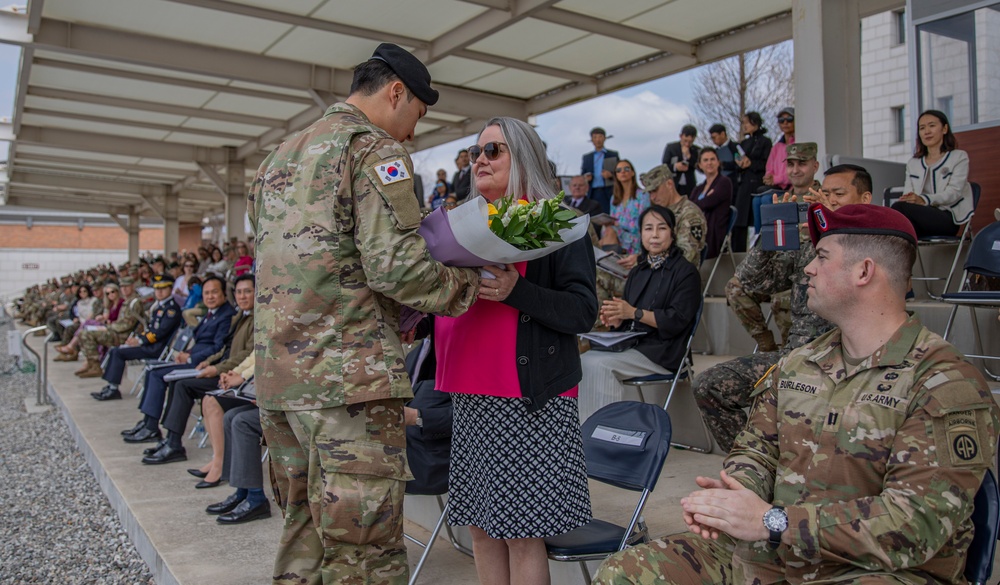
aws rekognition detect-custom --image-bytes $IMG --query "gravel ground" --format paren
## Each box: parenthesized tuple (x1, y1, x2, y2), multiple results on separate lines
(0, 318, 154, 585)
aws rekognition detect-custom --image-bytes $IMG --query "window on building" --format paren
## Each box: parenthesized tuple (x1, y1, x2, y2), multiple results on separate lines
(892, 106, 906, 144)
(938, 96, 954, 122)
(893, 10, 906, 45)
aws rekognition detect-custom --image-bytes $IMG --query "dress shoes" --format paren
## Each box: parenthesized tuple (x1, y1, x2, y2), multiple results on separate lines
(123, 427, 163, 444)
(143, 439, 168, 456)
(195, 479, 223, 489)
(121, 420, 145, 436)
(206, 492, 245, 515)
(217, 500, 271, 524)
(90, 387, 121, 401)
(141, 444, 187, 465)
(187, 468, 208, 479)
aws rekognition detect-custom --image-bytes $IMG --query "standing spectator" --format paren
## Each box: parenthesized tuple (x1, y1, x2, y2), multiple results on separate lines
(732, 111, 772, 252)
(763, 107, 795, 190)
(892, 109, 974, 238)
(600, 159, 649, 255)
(452, 148, 472, 201)
(709, 123, 740, 179)
(661, 124, 700, 197)
(581, 127, 619, 215)
(692, 148, 734, 260)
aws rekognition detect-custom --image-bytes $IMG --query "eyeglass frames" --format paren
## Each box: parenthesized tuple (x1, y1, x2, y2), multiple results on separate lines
(468, 142, 508, 161)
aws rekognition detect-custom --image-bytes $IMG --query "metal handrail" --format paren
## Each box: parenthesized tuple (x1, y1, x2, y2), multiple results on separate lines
(20, 326, 50, 406)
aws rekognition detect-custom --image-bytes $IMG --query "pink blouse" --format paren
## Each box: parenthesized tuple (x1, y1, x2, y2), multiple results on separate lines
(434, 262, 577, 399)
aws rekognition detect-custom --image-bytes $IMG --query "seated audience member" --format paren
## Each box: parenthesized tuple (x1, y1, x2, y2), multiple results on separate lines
(55, 282, 111, 360)
(599, 159, 649, 255)
(203, 400, 270, 524)
(143, 274, 255, 467)
(892, 109, 974, 238)
(91, 274, 183, 401)
(403, 337, 453, 497)
(709, 123, 740, 179)
(204, 246, 230, 277)
(563, 174, 602, 217)
(75, 278, 145, 378)
(232, 241, 254, 277)
(695, 164, 872, 452)
(691, 148, 734, 259)
(121, 275, 235, 444)
(580, 206, 701, 420)
(751, 142, 822, 234)
(595, 204, 1000, 585)
(173, 259, 195, 306)
(661, 125, 700, 197)
(762, 107, 795, 190)
(643, 164, 707, 266)
(190, 351, 256, 485)
(429, 180, 449, 210)
(45, 282, 79, 340)
(181, 275, 204, 326)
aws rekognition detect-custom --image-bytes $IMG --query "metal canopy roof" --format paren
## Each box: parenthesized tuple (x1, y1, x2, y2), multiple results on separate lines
(0, 0, 807, 223)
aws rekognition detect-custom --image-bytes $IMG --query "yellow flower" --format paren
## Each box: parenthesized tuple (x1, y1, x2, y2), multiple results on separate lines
(487, 203, 498, 216)
(517, 199, 528, 206)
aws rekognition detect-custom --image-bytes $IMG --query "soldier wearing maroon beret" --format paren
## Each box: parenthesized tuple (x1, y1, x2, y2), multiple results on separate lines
(595, 203, 999, 585)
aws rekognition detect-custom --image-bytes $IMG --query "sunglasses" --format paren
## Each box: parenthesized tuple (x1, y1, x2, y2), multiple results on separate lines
(615, 166, 632, 173)
(778, 117, 794, 123)
(468, 142, 508, 161)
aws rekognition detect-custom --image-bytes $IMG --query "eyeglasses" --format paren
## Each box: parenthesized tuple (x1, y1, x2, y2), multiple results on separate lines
(615, 166, 632, 173)
(778, 117, 794, 123)
(468, 142, 508, 161)
(184, 264, 194, 268)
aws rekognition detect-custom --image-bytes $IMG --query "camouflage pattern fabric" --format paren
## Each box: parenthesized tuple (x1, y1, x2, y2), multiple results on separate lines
(692, 350, 780, 452)
(79, 327, 129, 360)
(666, 197, 707, 267)
(261, 399, 410, 585)
(594, 533, 737, 585)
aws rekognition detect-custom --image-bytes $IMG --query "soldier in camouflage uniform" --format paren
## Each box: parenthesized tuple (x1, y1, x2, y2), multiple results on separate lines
(76, 277, 144, 378)
(694, 163, 873, 452)
(595, 203, 1000, 585)
(249, 44, 480, 585)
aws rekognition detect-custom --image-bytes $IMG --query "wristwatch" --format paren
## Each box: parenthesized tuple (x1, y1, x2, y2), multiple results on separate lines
(762, 506, 787, 549)
(415, 411, 423, 428)
(634, 308, 644, 321)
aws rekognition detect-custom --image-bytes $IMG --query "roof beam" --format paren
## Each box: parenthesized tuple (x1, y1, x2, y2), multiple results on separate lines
(533, 8, 694, 56)
(23, 107, 257, 141)
(418, 0, 560, 64)
(458, 0, 510, 9)
(26, 0, 43, 35)
(8, 193, 134, 217)
(10, 170, 170, 197)
(14, 153, 194, 178)
(27, 87, 284, 128)
(454, 49, 594, 84)
(16, 125, 229, 164)
(196, 162, 227, 196)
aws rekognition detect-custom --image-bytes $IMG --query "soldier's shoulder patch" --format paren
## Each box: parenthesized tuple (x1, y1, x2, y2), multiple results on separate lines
(375, 158, 411, 186)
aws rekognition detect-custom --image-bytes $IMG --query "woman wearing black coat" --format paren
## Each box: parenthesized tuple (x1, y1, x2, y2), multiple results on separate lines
(731, 112, 772, 252)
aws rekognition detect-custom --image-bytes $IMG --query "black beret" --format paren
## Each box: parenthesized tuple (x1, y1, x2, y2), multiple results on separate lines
(370, 43, 438, 106)
(808, 203, 917, 247)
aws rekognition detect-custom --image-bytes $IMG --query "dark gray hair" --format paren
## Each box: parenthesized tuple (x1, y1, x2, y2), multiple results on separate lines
(469, 117, 557, 202)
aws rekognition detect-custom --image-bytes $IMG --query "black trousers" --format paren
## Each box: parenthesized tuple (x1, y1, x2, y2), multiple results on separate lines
(102, 344, 164, 385)
(222, 404, 262, 488)
(891, 201, 959, 238)
(161, 375, 220, 436)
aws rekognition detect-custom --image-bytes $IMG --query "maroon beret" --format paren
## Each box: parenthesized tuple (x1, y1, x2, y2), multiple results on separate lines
(808, 203, 917, 247)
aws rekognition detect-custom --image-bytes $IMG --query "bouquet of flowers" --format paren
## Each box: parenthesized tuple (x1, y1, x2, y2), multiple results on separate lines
(418, 194, 589, 267)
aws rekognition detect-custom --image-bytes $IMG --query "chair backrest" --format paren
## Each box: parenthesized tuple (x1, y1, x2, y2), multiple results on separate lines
(971, 182, 981, 212)
(962, 221, 1000, 279)
(580, 401, 672, 492)
(671, 299, 704, 373)
(727, 205, 738, 234)
(964, 469, 999, 585)
(171, 326, 194, 352)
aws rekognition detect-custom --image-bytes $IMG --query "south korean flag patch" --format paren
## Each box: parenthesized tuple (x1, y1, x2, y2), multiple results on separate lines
(376, 159, 410, 185)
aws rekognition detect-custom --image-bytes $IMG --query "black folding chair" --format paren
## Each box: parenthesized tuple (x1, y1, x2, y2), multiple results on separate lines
(965, 469, 999, 585)
(130, 325, 195, 397)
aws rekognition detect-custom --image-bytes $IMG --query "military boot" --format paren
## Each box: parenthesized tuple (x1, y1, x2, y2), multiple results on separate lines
(54, 349, 78, 362)
(77, 359, 103, 378)
(753, 330, 778, 353)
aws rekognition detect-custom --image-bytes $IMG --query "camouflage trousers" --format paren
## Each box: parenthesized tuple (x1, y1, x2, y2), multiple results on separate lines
(260, 399, 412, 585)
(692, 351, 780, 453)
(593, 532, 918, 584)
(79, 328, 128, 360)
(725, 277, 791, 345)
(595, 270, 626, 329)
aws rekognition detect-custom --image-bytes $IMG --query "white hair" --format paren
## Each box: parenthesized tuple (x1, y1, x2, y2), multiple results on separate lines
(469, 116, 557, 202)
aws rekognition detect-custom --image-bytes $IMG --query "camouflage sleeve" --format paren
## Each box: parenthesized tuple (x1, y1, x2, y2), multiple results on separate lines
(354, 139, 480, 317)
(734, 244, 796, 296)
(724, 363, 780, 500)
(782, 367, 999, 571)
(675, 211, 706, 267)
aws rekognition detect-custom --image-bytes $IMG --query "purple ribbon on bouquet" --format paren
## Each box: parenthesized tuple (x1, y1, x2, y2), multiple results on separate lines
(417, 207, 492, 267)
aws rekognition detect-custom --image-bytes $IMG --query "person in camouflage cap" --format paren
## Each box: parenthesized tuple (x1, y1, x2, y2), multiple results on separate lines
(694, 164, 873, 452)
(249, 43, 480, 585)
(595, 202, 1000, 585)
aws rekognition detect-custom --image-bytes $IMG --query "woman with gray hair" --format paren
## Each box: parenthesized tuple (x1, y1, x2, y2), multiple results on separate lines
(432, 116, 597, 585)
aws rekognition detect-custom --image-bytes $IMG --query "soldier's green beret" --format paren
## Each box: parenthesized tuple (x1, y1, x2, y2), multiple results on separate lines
(369, 43, 439, 106)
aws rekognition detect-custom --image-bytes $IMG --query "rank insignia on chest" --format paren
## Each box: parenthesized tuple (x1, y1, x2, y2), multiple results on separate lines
(376, 159, 410, 185)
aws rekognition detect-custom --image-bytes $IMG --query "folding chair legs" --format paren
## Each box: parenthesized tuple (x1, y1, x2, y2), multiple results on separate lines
(407, 497, 451, 585)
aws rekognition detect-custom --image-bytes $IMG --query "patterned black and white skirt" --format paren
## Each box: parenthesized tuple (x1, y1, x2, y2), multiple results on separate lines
(447, 393, 592, 540)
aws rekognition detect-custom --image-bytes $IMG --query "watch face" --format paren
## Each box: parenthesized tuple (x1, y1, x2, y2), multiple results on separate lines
(763, 508, 788, 532)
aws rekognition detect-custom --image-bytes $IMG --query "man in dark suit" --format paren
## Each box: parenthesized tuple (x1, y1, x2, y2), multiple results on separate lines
(123, 274, 236, 443)
(92, 274, 183, 401)
(661, 124, 701, 197)
(451, 148, 471, 201)
(563, 174, 602, 217)
(403, 338, 452, 496)
(581, 127, 619, 215)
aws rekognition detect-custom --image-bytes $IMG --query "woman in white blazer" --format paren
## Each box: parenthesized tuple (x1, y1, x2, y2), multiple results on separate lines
(892, 109, 974, 238)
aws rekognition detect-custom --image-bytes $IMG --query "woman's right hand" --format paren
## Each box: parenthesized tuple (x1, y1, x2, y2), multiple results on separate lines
(736, 156, 751, 169)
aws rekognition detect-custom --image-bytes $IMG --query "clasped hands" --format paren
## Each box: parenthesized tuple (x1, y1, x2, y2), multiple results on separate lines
(897, 192, 926, 205)
(681, 471, 772, 543)
(599, 297, 635, 329)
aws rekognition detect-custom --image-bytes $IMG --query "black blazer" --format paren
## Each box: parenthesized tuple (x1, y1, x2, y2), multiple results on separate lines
(661, 141, 701, 197)
(563, 195, 602, 217)
(404, 379, 452, 495)
(451, 167, 471, 201)
(504, 236, 598, 413)
(617, 246, 701, 370)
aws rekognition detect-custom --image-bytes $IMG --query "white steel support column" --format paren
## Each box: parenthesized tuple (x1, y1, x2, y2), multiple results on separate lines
(164, 191, 179, 257)
(225, 148, 246, 243)
(792, 0, 864, 164)
(128, 206, 140, 264)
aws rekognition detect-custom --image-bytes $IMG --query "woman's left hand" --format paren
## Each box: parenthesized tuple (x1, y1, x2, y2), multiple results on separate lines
(899, 192, 925, 205)
(480, 264, 518, 302)
(600, 297, 635, 323)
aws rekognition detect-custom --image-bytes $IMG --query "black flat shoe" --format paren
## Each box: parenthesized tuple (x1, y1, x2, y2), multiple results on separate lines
(92, 387, 121, 401)
(124, 427, 163, 444)
(217, 500, 271, 524)
(121, 420, 145, 436)
(143, 439, 168, 456)
(141, 444, 187, 465)
(206, 492, 245, 515)
(187, 468, 208, 479)
(195, 479, 223, 489)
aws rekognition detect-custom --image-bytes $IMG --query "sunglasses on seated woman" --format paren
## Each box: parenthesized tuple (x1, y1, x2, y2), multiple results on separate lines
(468, 142, 508, 161)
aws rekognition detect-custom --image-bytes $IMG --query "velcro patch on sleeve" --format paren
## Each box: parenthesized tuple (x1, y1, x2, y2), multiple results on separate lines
(375, 159, 411, 186)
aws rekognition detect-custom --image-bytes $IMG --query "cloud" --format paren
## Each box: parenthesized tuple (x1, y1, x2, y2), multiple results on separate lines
(410, 90, 692, 199)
